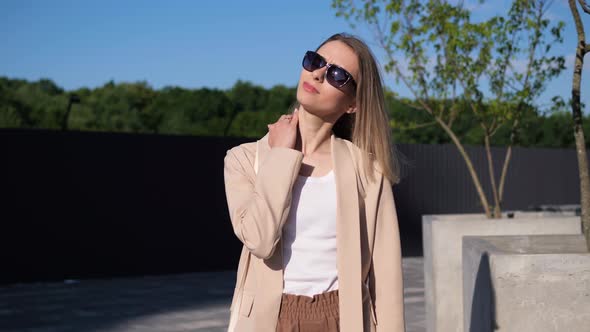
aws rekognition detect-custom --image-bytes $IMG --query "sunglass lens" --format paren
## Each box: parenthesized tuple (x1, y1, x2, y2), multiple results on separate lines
(327, 66, 350, 87)
(303, 51, 324, 71)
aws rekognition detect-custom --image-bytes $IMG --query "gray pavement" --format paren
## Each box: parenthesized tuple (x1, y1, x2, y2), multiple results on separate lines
(0, 257, 425, 332)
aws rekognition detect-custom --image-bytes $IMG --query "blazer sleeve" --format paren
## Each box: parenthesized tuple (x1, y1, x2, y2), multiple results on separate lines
(223, 145, 303, 260)
(369, 175, 406, 332)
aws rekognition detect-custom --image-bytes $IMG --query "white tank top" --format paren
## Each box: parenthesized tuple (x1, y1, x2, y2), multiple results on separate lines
(282, 169, 339, 296)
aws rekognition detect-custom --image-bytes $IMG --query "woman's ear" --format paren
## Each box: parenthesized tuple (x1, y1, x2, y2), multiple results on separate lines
(346, 101, 357, 114)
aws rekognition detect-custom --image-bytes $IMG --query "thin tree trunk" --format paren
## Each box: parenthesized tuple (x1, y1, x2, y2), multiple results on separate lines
(484, 133, 502, 218)
(568, 0, 590, 251)
(376, 19, 492, 218)
(432, 115, 492, 217)
(223, 109, 238, 136)
(61, 100, 73, 131)
(499, 118, 520, 205)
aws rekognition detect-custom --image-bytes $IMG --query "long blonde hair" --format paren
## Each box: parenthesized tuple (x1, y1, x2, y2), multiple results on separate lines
(312, 33, 401, 185)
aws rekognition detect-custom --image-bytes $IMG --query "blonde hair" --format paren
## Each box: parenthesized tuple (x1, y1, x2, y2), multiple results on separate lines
(315, 33, 401, 184)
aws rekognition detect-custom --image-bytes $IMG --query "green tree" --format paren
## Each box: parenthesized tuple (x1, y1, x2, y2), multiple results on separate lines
(333, 0, 566, 218)
(224, 80, 269, 136)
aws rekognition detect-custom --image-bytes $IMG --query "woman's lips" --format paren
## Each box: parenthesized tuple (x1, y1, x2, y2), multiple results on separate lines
(303, 81, 319, 94)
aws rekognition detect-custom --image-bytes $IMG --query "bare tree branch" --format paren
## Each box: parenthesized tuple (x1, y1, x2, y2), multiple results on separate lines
(447, 105, 458, 129)
(489, 121, 503, 137)
(394, 121, 438, 130)
(578, 0, 590, 14)
(489, 118, 498, 135)
(494, 21, 520, 103)
(375, 20, 436, 116)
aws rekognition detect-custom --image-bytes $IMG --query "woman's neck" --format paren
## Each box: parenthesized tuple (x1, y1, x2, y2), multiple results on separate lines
(295, 106, 334, 155)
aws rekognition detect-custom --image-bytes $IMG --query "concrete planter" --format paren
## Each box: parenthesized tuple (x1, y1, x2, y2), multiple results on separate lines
(462, 235, 590, 332)
(422, 212, 581, 332)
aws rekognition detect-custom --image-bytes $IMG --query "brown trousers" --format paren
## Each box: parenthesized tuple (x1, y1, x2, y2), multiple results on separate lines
(275, 290, 340, 332)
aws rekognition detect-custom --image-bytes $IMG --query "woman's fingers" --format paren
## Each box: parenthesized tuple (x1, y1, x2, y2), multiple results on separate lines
(291, 108, 299, 126)
(270, 112, 295, 126)
(267, 109, 299, 149)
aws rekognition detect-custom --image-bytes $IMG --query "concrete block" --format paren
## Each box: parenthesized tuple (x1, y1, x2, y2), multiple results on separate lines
(422, 212, 581, 332)
(463, 235, 590, 332)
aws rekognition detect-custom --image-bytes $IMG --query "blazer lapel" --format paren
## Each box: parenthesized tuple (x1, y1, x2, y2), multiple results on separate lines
(255, 133, 363, 332)
(255, 133, 284, 331)
(331, 134, 364, 332)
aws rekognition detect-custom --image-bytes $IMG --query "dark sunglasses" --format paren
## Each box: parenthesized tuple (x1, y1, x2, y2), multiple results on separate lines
(302, 50, 357, 90)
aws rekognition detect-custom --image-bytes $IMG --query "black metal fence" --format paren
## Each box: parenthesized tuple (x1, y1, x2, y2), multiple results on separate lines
(0, 129, 586, 284)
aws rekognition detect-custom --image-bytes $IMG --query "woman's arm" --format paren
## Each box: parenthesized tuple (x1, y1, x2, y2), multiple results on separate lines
(369, 175, 406, 331)
(223, 146, 303, 259)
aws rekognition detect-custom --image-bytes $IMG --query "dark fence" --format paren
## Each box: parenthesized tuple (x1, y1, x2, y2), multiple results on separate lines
(0, 129, 585, 284)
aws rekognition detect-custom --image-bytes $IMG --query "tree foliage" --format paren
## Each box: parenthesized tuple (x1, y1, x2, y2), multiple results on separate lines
(332, 0, 568, 217)
(0, 76, 588, 148)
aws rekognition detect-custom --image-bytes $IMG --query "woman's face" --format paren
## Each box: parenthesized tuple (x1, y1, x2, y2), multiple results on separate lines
(296, 40, 359, 122)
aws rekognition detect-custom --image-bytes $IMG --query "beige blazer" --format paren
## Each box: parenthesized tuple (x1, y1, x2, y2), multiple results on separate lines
(223, 132, 405, 332)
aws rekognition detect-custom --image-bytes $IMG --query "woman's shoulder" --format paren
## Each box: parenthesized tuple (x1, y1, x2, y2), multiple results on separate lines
(228, 133, 269, 156)
(224, 139, 258, 171)
(337, 137, 383, 173)
(226, 140, 257, 157)
(336, 137, 385, 191)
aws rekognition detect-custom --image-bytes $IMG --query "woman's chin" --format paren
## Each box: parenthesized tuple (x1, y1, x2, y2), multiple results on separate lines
(297, 95, 323, 113)
(296, 101, 317, 115)
(296, 90, 313, 106)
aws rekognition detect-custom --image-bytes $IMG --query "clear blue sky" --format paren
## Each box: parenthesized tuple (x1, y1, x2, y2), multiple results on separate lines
(1, 0, 588, 113)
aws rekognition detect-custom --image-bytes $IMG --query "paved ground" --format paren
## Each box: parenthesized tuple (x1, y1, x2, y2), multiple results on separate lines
(0, 257, 425, 332)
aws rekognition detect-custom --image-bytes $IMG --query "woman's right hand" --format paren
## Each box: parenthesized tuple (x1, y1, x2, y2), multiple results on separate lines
(268, 108, 299, 149)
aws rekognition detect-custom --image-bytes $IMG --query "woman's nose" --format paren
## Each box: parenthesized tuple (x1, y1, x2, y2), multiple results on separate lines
(312, 67, 326, 83)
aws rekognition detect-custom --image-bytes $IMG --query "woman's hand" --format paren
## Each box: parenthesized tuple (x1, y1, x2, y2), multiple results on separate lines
(268, 108, 299, 149)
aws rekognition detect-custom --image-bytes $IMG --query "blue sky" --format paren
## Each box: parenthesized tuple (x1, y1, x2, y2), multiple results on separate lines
(1, 0, 588, 113)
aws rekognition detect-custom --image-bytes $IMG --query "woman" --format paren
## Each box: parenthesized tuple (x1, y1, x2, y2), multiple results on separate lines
(224, 33, 405, 332)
